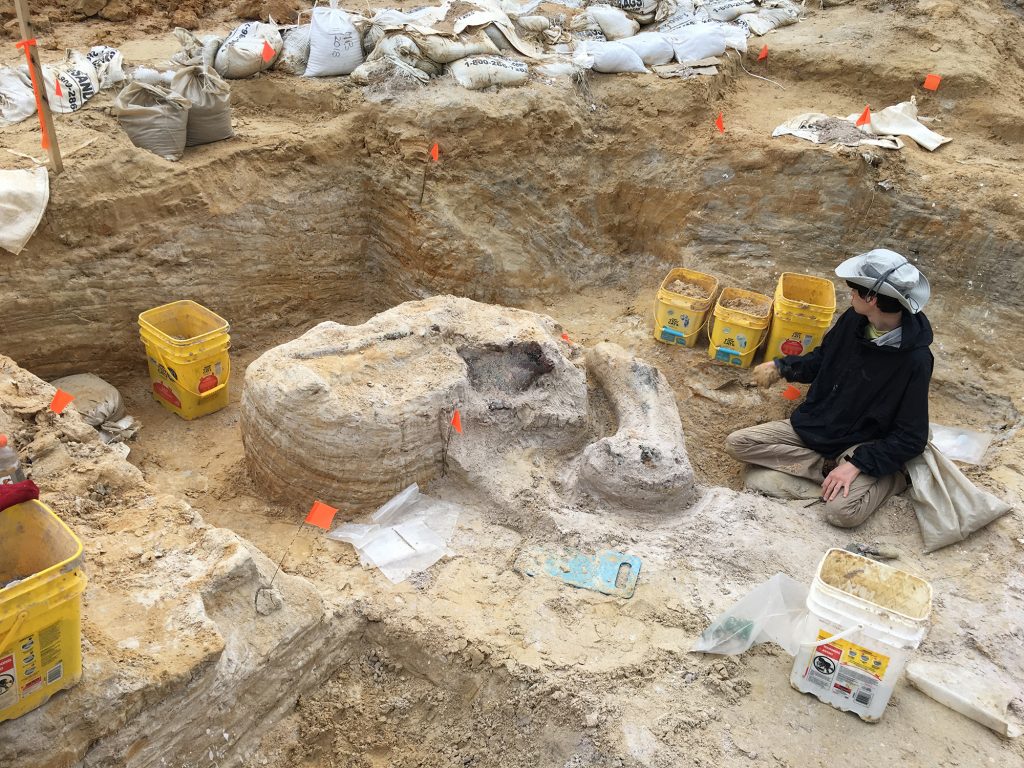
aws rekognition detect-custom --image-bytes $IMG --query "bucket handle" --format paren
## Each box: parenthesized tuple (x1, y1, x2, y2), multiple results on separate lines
(800, 623, 865, 649)
(148, 344, 228, 399)
(0, 610, 29, 654)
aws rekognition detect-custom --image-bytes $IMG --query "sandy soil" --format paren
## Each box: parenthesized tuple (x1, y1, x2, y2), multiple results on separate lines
(2, 1, 1024, 766)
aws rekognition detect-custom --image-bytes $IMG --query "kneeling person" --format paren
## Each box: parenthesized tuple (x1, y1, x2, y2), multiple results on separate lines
(725, 249, 933, 528)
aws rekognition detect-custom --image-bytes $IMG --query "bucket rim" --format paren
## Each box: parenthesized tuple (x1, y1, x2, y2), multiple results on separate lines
(0, 500, 84, 607)
(138, 300, 230, 346)
(814, 548, 933, 623)
(776, 272, 837, 312)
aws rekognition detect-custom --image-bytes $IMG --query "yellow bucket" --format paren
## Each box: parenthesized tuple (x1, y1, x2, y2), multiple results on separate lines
(138, 300, 231, 420)
(653, 268, 719, 348)
(708, 287, 773, 368)
(0, 500, 86, 723)
(764, 273, 836, 360)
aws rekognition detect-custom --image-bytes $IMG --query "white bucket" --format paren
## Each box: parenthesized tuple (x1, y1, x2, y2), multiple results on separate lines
(790, 548, 932, 722)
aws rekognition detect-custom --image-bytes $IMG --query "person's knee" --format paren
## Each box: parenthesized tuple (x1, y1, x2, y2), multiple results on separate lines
(820, 499, 871, 529)
(724, 428, 751, 459)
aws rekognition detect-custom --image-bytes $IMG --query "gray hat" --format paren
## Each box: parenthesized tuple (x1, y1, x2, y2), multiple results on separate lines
(835, 249, 930, 313)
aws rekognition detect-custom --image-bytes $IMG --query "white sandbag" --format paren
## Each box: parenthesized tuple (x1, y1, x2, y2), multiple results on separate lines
(86, 46, 126, 90)
(847, 99, 951, 151)
(170, 66, 233, 147)
(579, 40, 647, 73)
(569, 13, 608, 42)
(171, 28, 223, 70)
(587, 4, 641, 40)
(277, 24, 311, 75)
(700, 0, 758, 22)
(0, 168, 48, 256)
(737, 2, 800, 36)
(49, 374, 125, 427)
(368, 34, 443, 77)
(350, 57, 430, 86)
(363, 9, 423, 52)
(414, 33, 500, 65)
(214, 21, 282, 79)
(720, 21, 748, 52)
(618, 33, 675, 65)
(449, 55, 529, 89)
(516, 15, 551, 32)
(306, 1, 364, 77)
(484, 24, 515, 50)
(666, 23, 727, 62)
(41, 50, 99, 114)
(0, 67, 36, 125)
(112, 82, 191, 162)
(655, 9, 700, 33)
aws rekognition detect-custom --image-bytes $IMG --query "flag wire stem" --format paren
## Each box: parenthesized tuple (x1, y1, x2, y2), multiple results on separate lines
(731, 51, 785, 90)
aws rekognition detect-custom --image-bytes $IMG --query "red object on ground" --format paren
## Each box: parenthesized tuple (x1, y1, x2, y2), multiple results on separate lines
(49, 389, 75, 414)
(305, 500, 338, 530)
(0, 480, 40, 511)
(923, 74, 941, 91)
(715, 112, 725, 133)
(451, 409, 462, 434)
(561, 332, 570, 342)
(855, 105, 871, 127)
(758, 45, 768, 62)
(430, 143, 439, 162)
(782, 385, 801, 401)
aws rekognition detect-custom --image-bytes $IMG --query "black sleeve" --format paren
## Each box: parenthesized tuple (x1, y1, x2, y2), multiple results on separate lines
(774, 312, 846, 384)
(849, 351, 933, 476)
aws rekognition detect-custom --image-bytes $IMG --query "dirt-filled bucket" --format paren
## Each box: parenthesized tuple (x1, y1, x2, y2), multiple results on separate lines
(0, 500, 87, 723)
(653, 268, 719, 347)
(138, 300, 231, 420)
(707, 287, 773, 367)
(791, 548, 932, 722)
(764, 273, 836, 359)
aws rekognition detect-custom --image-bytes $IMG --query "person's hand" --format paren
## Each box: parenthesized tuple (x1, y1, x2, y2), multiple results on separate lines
(822, 462, 861, 501)
(752, 361, 780, 388)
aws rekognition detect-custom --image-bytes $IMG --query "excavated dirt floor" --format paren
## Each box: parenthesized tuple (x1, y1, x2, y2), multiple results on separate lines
(2, 1, 1024, 767)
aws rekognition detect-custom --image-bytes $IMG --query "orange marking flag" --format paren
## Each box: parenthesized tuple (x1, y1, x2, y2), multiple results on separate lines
(715, 112, 724, 133)
(261, 40, 275, 63)
(451, 409, 462, 434)
(782, 385, 801, 401)
(305, 500, 338, 530)
(758, 45, 768, 62)
(561, 332, 570, 342)
(855, 105, 871, 127)
(923, 74, 941, 91)
(49, 389, 75, 414)
(430, 143, 439, 162)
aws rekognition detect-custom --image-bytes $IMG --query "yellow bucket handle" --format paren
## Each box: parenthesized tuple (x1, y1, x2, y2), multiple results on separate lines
(0, 610, 29, 654)
(149, 344, 227, 399)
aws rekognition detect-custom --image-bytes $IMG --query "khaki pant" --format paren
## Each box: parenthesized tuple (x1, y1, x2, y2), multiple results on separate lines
(724, 420, 907, 528)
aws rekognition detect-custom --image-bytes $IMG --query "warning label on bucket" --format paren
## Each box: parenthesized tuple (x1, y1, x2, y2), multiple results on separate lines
(802, 630, 890, 708)
(0, 654, 17, 711)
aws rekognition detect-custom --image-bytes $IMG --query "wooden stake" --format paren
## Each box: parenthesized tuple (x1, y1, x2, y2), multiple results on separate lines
(13, 0, 64, 174)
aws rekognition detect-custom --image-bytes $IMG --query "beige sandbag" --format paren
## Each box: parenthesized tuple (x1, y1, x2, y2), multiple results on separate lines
(0, 168, 48, 256)
(50, 374, 125, 427)
(113, 82, 191, 162)
(413, 32, 500, 65)
(170, 66, 233, 147)
(907, 443, 1012, 553)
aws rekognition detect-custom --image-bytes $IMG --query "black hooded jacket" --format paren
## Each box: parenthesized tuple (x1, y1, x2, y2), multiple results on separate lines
(774, 307, 933, 477)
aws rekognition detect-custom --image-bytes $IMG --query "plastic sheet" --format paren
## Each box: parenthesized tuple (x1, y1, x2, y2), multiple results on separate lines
(692, 573, 808, 656)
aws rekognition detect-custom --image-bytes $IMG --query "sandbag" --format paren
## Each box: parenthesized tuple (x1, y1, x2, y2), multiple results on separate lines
(580, 40, 647, 73)
(0, 68, 36, 125)
(618, 33, 675, 65)
(86, 46, 126, 90)
(170, 66, 233, 147)
(700, 0, 758, 22)
(587, 4, 641, 41)
(41, 50, 99, 114)
(516, 15, 551, 33)
(907, 443, 1011, 553)
(276, 24, 311, 75)
(214, 21, 282, 79)
(0, 168, 48, 256)
(666, 23, 727, 62)
(113, 82, 191, 161)
(449, 55, 529, 89)
(737, 2, 801, 36)
(171, 28, 223, 69)
(306, 1, 364, 77)
(368, 35, 442, 77)
(414, 32, 500, 65)
(50, 374, 125, 427)
(655, 9, 700, 33)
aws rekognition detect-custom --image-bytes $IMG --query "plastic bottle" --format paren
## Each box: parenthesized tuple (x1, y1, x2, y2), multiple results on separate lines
(0, 434, 26, 484)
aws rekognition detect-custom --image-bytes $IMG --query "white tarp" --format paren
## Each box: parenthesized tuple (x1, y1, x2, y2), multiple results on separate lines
(845, 99, 951, 151)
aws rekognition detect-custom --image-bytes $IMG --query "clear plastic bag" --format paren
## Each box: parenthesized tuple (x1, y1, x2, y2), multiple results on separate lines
(692, 573, 808, 656)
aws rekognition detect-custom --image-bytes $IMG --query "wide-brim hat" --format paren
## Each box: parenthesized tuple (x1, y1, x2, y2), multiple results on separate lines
(835, 248, 930, 313)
